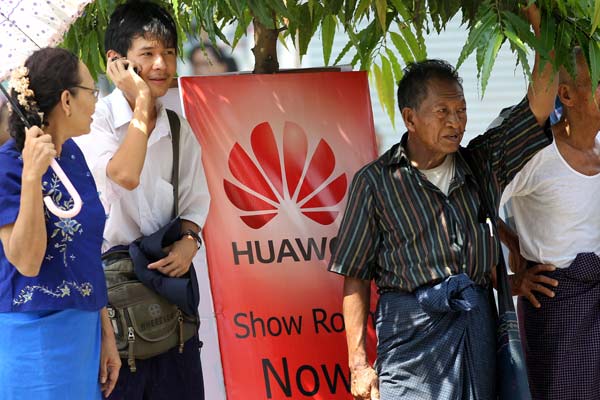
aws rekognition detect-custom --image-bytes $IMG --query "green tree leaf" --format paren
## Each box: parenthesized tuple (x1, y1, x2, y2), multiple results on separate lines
(249, 2, 275, 28)
(399, 23, 426, 60)
(375, 0, 387, 33)
(389, 31, 415, 65)
(385, 48, 403, 82)
(501, 11, 540, 49)
(89, 33, 100, 81)
(321, 14, 336, 66)
(592, 0, 600, 35)
(372, 62, 386, 114)
(480, 30, 504, 96)
(343, 0, 358, 24)
(456, 9, 496, 70)
(354, 0, 372, 22)
(333, 39, 353, 65)
(380, 55, 396, 127)
(589, 39, 600, 94)
(388, 0, 411, 20)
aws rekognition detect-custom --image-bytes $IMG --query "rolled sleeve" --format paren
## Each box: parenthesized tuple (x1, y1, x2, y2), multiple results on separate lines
(328, 168, 379, 281)
(468, 97, 552, 191)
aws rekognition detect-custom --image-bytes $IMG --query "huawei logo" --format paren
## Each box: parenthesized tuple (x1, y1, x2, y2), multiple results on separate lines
(224, 121, 348, 229)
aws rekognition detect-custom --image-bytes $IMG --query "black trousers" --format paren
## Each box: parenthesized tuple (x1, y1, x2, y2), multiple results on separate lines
(108, 336, 204, 400)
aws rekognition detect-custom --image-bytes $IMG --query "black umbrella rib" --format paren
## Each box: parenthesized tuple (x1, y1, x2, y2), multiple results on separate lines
(0, 85, 32, 129)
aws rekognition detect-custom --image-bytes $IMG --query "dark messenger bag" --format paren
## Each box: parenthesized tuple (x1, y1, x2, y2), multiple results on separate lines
(102, 110, 199, 372)
(459, 148, 531, 400)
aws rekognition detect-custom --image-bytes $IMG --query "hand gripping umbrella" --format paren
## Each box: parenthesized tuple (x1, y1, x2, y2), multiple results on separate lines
(0, 84, 83, 219)
(1, 0, 94, 218)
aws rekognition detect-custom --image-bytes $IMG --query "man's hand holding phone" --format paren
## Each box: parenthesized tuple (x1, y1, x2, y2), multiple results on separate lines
(106, 56, 150, 105)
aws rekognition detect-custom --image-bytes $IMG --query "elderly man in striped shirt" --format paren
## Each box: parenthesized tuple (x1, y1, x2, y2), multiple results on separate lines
(328, 7, 558, 400)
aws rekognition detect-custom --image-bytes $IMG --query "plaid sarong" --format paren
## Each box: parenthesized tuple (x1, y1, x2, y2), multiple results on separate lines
(375, 274, 496, 400)
(519, 252, 600, 400)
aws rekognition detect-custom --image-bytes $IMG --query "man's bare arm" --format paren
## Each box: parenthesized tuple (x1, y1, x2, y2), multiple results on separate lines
(343, 277, 379, 399)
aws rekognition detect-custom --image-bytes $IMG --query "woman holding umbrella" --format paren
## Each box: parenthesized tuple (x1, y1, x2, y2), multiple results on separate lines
(0, 47, 120, 399)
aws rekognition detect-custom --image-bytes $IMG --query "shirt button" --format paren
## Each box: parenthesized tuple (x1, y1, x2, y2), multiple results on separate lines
(70, 155, 76, 160)
(86, 172, 91, 177)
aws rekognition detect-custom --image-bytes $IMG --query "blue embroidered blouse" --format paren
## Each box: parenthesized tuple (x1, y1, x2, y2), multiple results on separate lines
(0, 138, 107, 312)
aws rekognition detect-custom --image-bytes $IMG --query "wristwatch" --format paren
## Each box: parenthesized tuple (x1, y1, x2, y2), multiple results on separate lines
(181, 229, 202, 249)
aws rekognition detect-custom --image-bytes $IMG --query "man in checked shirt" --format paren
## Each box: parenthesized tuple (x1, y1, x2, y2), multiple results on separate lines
(329, 6, 557, 400)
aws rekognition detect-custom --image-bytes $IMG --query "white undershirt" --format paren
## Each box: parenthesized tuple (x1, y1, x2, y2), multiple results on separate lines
(419, 154, 455, 195)
(501, 139, 600, 269)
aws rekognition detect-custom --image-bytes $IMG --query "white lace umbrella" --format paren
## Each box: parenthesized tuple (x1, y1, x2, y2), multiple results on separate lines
(0, 0, 93, 218)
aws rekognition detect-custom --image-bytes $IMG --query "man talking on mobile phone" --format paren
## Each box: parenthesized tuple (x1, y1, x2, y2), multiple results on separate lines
(74, 2, 209, 399)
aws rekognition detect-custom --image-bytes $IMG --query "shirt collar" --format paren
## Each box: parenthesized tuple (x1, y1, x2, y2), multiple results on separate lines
(385, 132, 476, 187)
(385, 132, 411, 166)
(109, 89, 171, 144)
(110, 89, 134, 129)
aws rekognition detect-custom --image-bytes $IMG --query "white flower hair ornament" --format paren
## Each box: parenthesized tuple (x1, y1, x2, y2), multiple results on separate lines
(8, 66, 35, 110)
(8, 66, 44, 124)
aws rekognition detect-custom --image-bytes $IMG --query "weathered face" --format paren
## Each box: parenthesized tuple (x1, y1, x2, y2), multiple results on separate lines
(404, 78, 467, 162)
(126, 35, 177, 98)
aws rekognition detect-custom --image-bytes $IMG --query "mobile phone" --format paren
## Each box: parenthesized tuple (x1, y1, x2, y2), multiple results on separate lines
(111, 56, 139, 75)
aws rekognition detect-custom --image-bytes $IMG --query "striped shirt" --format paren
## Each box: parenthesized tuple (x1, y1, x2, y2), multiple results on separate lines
(329, 97, 552, 292)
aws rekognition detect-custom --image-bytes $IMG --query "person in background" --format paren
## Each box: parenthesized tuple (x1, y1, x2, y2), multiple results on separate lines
(0, 47, 120, 399)
(189, 43, 238, 75)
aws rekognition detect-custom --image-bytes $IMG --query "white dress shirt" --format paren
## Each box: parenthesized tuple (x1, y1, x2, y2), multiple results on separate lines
(75, 89, 210, 251)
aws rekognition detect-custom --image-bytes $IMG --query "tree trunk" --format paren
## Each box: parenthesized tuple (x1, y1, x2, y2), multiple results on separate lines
(252, 17, 280, 74)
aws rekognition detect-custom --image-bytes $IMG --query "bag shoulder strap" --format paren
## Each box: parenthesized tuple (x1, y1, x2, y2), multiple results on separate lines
(459, 148, 514, 314)
(166, 109, 180, 218)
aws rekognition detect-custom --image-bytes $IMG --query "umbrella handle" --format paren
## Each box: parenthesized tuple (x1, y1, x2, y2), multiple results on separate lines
(43, 160, 82, 219)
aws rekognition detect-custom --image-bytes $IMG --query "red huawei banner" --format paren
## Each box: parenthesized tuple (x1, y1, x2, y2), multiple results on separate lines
(180, 72, 378, 400)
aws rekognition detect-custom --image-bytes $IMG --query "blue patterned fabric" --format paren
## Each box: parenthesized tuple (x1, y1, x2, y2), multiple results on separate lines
(375, 276, 496, 400)
(414, 273, 479, 313)
(0, 138, 107, 312)
(0, 308, 102, 399)
(519, 253, 600, 400)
